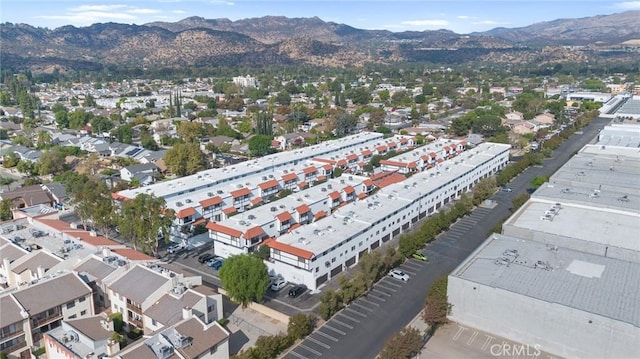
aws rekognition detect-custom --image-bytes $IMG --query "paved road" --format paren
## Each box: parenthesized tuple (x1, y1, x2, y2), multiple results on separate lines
(282, 117, 611, 359)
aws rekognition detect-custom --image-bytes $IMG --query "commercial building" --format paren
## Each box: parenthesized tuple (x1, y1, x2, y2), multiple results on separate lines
(566, 91, 612, 103)
(448, 124, 640, 359)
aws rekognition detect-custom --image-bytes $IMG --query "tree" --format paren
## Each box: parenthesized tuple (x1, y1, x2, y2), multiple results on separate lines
(176, 122, 204, 143)
(164, 143, 207, 176)
(0, 199, 12, 221)
(118, 193, 174, 256)
(218, 254, 269, 308)
(38, 147, 69, 176)
(36, 130, 52, 149)
(90, 116, 114, 134)
(68, 109, 93, 129)
(275, 91, 291, 106)
(350, 87, 372, 105)
(422, 275, 450, 326)
(55, 110, 69, 128)
(64, 174, 114, 234)
(287, 314, 316, 340)
(248, 135, 275, 157)
(334, 113, 358, 137)
(255, 111, 273, 136)
(112, 124, 133, 144)
(378, 327, 424, 359)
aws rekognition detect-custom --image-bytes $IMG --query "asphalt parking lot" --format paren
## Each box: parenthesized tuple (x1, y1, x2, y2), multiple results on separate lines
(283, 258, 429, 359)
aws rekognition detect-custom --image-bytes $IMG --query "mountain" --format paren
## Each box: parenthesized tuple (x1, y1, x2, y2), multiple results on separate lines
(478, 11, 640, 45)
(1, 11, 638, 72)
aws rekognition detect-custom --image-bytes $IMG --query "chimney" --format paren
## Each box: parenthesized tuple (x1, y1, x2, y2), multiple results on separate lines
(102, 247, 111, 257)
(37, 265, 45, 278)
(182, 306, 192, 320)
(106, 339, 120, 357)
(3, 257, 10, 272)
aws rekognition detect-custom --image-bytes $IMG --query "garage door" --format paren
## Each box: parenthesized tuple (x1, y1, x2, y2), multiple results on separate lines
(370, 240, 380, 250)
(316, 274, 328, 287)
(359, 249, 369, 259)
(345, 256, 356, 267)
(381, 234, 391, 243)
(330, 264, 343, 277)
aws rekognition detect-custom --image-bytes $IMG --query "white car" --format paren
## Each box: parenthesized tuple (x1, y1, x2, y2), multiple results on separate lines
(167, 243, 186, 253)
(389, 269, 410, 282)
(270, 278, 287, 291)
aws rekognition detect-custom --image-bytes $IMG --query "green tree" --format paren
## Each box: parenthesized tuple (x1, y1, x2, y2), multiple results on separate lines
(275, 91, 292, 106)
(378, 327, 424, 359)
(287, 314, 316, 340)
(36, 130, 52, 149)
(0, 199, 13, 221)
(422, 275, 450, 326)
(90, 116, 114, 134)
(3, 152, 19, 168)
(38, 147, 69, 176)
(163, 143, 207, 176)
(255, 111, 273, 136)
(218, 254, 269, 308)
(334, 113, 358, 137)
(118, 193, 174, 256)
(248, 135, 275, 157)
(68, 109, 93, 129)
(350, 87, 372, 105)
(177, 122, 204, 143)
(113, 124, 133, 144)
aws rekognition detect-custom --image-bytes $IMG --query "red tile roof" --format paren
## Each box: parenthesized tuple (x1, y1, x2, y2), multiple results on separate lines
(408, 162, 417, 169)
(263, 238, 314, 260)
(388, 141, 397, 148)
(336, 159, 347, 166)
(312, 158, 335, 164)
(271, 140, 281, 147)
(323, 164, 333, 171)
(244, 226, 265, 239)
(362, 149, 372, 157)
(346, 154, 358, 161)
(295, 204, 310, 214)
(223, 207, 237, 215)
(206, 222, 242, 237)
(363, 179, 374, 186)
(380, 159, 408, 167)
(376, 145, 388, 152)
(192, 217, 207, 226)
(437, 158, 444, 163)
(199, 196, 223, 208)
(328, 191, 341, 200)
(276, 211, 293, 222)
(358, 192, 367, 200)
(288, 223, 301, 232)
(443, 145, 450, 151)
(400, 138, 408, 144)
(250, 197, 263, 205)
(176, 207, 197, 219)
(298, 181, 308, 189)
(282, 173, 298, 182)
(343, 185, 355, 194)
(373, 173, 407, 188)
(111, 193, 130, 201)
(230, 187, 251, 198)
(421, 155, 429, 161)
(317, 175, 327, 182)
(111, 248, 155, 261)
(314, 210, 326, 220)
(258, 179, 279, 190)
(71, 232, 121, 247)
(303, 166, 317, 175)
(430, 152, 437, 158)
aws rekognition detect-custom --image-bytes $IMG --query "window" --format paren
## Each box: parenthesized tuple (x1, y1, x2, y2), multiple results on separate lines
(79, 297, 86, 303)
(69, 314, 77, 319)
(331, 258, 336, 263)
(80, 310, 87, 316)
(67, 301, 75, 309)
(152, 319, 157, 326)
(207, 305, 215, 313)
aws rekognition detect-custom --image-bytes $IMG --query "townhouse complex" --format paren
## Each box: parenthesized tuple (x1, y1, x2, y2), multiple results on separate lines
(448, 123, 640, 358)
(114, 131, 510, 291)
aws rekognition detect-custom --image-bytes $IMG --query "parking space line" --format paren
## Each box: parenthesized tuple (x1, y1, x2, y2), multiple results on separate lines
(481, 335, 494, 351)
(375, 283, 398, 292)
(399, 268, 416, 275)
(382, 279, 403, 287)
(299, 344, 322, 356)
(345, 307, 367, 318)
(452, 326, 467, 341)
(323, 324, 346, 335)
(467, 331, 478, 345)
(402, 261, 423, 270)
(359, 297, 381, 306)
(315, 330, 339, 342)
(307, 336, 331, 349)
(338, 312, 361, 323)
(350, 301, 374, 312)
(288, 350, 309, 359)
(331, 318, 354, 329)
(372, 288, 392, 296)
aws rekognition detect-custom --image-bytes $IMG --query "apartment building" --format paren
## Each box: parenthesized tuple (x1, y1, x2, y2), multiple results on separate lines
(0, 272, 94, 358)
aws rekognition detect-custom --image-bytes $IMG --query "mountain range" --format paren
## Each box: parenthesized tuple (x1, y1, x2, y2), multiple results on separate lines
(1, 11, 638, 72)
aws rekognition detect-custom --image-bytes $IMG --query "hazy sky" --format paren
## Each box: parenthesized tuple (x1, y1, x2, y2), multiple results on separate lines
(2, 0, 638, 33)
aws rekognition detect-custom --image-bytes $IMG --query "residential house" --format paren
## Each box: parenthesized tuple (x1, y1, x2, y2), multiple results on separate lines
(532, 113, 556, 127)
(120, 163, 159, 185)
(0, 185, 53, 209)
(44, 314, 118, 359)
(274, 133, 306, 151)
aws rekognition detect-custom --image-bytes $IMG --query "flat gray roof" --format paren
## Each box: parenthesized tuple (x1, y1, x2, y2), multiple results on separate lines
(533, 183, 640, 213)
(598, 124, 640, 148)
(145, 290, 202, 326)
(11, 251, 62, 274)
(616, 97, 640, 116)
(108, 265, 170, 304)
(506, 200, 640, 252)
(452, 234, 640, 326)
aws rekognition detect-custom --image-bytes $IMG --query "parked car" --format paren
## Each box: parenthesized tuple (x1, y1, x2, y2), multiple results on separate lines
(412, 252, 428, 262)
(389, 269, 410, 282)
(502, 187, 513, 192)
(208, 258, 224, 270)
(270, 278, 287, 291)
(167, 243, 186, 254)
(198, 253, 215, 263)
(288, 285, 306, 298)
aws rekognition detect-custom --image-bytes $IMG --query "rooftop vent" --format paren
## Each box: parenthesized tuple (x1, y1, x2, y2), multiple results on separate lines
(494, 257, 510, 266)
(618, 195, 630, 202)
(535, 260, 551, 270)
(176, 201, 183, 207)
(503, 249, 518, 257)
(207, 192, 214, 197)
(185, 199, 192, 203)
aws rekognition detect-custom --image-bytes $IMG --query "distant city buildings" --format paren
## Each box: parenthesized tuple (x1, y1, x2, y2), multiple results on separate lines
(232, 75, 259, 89)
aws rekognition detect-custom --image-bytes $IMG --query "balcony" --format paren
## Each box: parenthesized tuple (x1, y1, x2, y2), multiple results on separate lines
(126, 302, 142, 314)
(0, 328, 24, 341)
(1, 338, 27, 354)
(129, 317, 143, 328)
(32, 312, 62, 328)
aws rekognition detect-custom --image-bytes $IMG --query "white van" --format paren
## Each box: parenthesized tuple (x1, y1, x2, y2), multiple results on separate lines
(270, 278, 287, 291)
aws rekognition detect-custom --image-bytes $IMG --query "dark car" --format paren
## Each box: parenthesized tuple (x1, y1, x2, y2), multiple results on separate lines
(288, 285, 306, 298)
(198, 253, 215, 263)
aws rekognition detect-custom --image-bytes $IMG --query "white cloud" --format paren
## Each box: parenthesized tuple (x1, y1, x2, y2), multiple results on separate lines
(128, 8, 161, 14)
(68, 5, 128, 12)
(615, 1, 640, 9)
(457, 15, 475, 20)
(210, 0, 235, 5)
(173, 10, 186, 14)
(401, 19, 449, 27)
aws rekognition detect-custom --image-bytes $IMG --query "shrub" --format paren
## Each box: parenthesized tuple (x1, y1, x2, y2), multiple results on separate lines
(319, 289, 343, 320)
(127, 327, 143, 340)
(378, 327, 424, 359)
(287, 313, 316, 340)
(109, 312, 123, 333)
